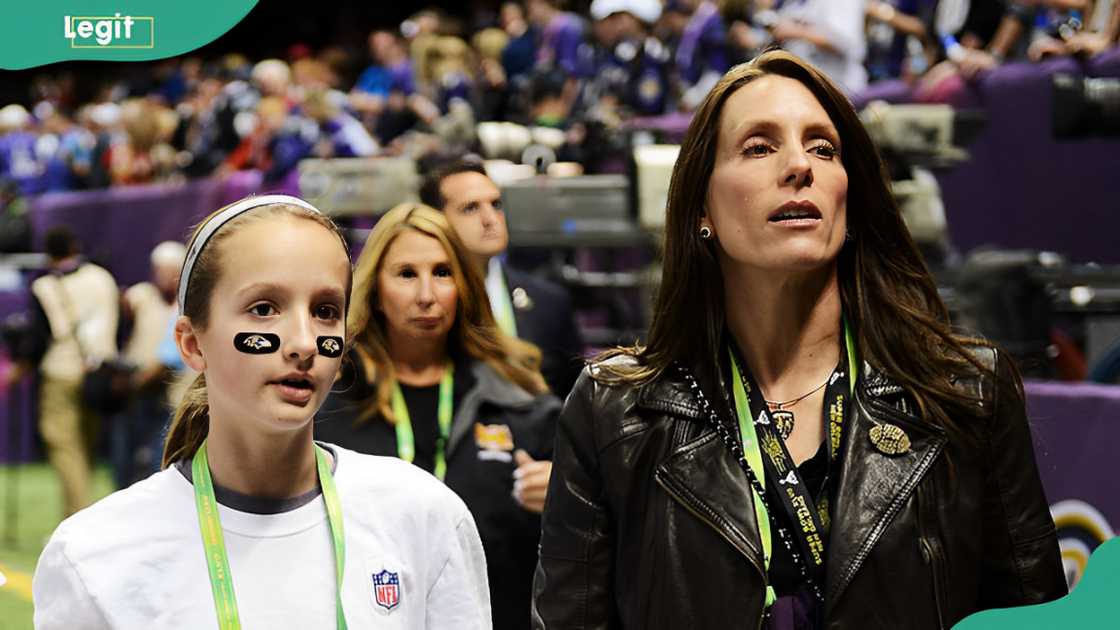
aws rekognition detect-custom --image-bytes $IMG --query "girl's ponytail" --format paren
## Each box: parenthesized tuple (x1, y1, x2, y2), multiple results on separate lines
(161, 373, 209, 468)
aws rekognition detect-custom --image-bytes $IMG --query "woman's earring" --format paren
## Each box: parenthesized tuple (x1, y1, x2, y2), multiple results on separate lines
(699, 226, 713, 240)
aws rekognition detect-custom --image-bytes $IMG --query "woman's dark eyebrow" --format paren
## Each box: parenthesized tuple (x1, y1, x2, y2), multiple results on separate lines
(803, 122, 841, 145)
(731, 119, 839, 148)
(730, 119, 782, 148)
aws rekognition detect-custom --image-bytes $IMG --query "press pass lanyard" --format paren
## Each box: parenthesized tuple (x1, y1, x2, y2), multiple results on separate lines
(728, 322, 858, 606)
(392, 362, 454, 480)
(193, 440, 348, 630)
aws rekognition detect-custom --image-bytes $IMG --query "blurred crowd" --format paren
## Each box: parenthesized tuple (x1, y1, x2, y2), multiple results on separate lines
(0, 0, 1116, 198)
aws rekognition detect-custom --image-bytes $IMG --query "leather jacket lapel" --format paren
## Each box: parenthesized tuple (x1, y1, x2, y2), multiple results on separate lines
(636, 359, 951, 603)
(654, 430, 768, 579)
(825, 366, 948, 613)
(641, 358, 768, 581)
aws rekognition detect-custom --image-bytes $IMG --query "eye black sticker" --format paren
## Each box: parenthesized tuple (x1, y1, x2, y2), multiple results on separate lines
(317, 336, 343, 358)
(234, 332, 280, 354)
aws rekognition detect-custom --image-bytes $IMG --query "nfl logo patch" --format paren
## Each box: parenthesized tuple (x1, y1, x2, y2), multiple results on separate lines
(372, 569, 401, 611)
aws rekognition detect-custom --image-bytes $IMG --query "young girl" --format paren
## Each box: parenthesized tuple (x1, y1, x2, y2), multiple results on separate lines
(33, 195, 492, 629)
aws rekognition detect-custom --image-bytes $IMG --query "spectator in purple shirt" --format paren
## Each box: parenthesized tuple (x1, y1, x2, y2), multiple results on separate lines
(0, 105, 45, 195)
(354, 30, 417, 101)
(667, 0, 729, 110)
(527, 0, 587, 76)
(37, 105, 96, 192)
(303, 91, 379, 159)
(351, 30, 417, 123)
(351, 30, 435, 145)
(866, 0, 937, 81)
(501, 2, 539, 83)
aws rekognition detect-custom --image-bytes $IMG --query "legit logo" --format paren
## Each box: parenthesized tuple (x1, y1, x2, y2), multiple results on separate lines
(63, 14, 154, 48)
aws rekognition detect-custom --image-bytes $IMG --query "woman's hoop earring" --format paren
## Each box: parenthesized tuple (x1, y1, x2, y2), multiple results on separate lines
(699, 226, 713, 240)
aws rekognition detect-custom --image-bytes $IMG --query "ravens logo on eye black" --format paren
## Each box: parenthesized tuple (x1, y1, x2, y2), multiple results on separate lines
(244, 335, 273, 350)
(318, 336, 343, 357)
(234, 332, 280, 354)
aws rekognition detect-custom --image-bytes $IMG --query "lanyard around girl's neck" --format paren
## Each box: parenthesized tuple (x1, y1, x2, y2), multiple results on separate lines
(193, 440, 348, 630)
(391, 361, 454, 480)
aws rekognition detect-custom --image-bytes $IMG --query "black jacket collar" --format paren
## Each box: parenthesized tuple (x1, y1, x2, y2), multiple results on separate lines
(640, 355, 949, 612)
(635, 355, 916, 419)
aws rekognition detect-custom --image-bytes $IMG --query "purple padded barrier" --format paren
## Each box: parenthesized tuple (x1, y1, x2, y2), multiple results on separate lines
(1025, 380, 1120, 532)
(1089, 46, 1120, 75)
(850, 78, 914, 109)
(626, 111, 693, 144)
(934, 54, 1120, 263)
(0, 356, 37, 464)
(29, 177, 227, 287)
(0, 285, 33, 463)
(0, 287, 27, 320)
(217, 168, 301, 207)
(26, 170, 298, 287)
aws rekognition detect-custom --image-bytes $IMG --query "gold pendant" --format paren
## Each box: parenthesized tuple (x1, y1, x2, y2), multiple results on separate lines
(772, 410, 795, 440)
(869, 423, 911, 455)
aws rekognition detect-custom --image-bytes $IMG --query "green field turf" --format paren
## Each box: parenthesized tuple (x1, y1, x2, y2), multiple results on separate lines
(0, 463, 114, 630)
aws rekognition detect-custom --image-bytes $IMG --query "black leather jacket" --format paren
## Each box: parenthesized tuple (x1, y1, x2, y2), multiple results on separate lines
(532, 347, 1066, 629)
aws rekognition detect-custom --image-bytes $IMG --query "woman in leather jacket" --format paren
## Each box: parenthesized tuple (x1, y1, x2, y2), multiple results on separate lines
(531, 50, 1066, 630)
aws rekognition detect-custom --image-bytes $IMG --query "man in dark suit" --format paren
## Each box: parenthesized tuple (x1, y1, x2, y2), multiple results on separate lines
(420, 160, 584, 399)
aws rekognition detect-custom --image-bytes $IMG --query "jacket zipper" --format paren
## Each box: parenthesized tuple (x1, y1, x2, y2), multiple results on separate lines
(838, 398, 942, 590)
(916, 484, 947, 629)
(655, 474, 769, 630)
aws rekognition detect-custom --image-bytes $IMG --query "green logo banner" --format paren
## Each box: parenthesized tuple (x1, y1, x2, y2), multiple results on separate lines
(2, 1, 259, 70)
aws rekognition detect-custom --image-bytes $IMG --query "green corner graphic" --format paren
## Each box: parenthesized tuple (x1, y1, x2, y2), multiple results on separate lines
(954, 537, 1120, 628)
(2, 1, 258, 70)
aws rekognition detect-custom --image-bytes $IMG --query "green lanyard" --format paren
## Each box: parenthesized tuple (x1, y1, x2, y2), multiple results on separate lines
(490, 268, 518, 337)
(391, 362, 454, 480)
(728, 323, 858, 607)
(193, 440, 348, 630)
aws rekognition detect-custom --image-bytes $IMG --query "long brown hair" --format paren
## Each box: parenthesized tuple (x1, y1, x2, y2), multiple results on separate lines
(161, 200, 352, 468)
(599, 50, 993, 435)
(348, 203, 547, 423)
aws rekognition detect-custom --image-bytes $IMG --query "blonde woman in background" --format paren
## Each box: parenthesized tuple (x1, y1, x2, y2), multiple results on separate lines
(317, 203, 560, 630)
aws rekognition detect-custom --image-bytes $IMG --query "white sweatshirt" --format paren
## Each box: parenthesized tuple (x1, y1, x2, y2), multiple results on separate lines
(33, 444, 492, 629)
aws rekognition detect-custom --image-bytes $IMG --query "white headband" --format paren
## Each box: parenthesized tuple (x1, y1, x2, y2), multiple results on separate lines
(178, 194, 322, 314)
